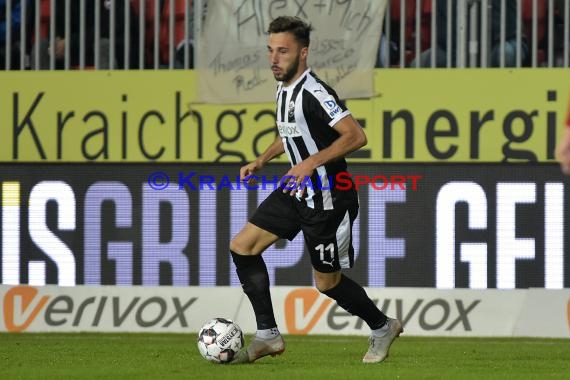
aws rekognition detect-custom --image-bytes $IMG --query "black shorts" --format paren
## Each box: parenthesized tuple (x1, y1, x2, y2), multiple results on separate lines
(250, 189, 359, 273)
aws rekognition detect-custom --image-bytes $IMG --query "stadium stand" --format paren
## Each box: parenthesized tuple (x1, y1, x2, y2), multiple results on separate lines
(0, 0, 568, 70)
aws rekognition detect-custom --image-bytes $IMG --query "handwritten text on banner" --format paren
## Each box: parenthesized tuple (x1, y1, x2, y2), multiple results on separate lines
(196, 0, 387, 104)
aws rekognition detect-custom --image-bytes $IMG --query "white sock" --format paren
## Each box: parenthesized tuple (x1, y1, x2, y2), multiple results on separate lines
(256, 327, 280, 340)
(371, 320, 390, 337)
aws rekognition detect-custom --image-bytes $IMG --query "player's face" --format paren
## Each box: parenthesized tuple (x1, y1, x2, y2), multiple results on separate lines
(267, 32, 308, 85)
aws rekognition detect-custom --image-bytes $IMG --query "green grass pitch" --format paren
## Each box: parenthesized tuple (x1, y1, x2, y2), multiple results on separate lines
(1, 333, 568, 379)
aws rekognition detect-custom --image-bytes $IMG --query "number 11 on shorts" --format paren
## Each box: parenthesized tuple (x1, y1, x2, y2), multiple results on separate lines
(315, 243, 335, 267)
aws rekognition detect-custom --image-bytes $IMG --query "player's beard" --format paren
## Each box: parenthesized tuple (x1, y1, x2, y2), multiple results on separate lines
(274, 54, 300, 83)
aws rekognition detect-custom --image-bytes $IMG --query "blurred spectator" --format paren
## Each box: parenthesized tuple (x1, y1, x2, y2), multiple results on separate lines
(376, 29, 401, 68)
(376, 33, 390, 68)
(376, 0, 410, 68)
(32, 0, 140, 69)
(410, 0, 529, 67)
(1, 0, 30, 69)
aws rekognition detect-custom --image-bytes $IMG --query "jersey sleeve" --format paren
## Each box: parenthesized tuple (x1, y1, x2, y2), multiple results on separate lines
(304, 84, 351, 127)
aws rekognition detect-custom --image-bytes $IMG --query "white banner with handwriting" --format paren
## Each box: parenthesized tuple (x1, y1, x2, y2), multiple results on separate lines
(196, 0, 387, 104)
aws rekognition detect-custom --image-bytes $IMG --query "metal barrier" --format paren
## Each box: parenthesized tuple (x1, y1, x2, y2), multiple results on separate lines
(1, 0, 568, 70)
(385, 0, 569, 68)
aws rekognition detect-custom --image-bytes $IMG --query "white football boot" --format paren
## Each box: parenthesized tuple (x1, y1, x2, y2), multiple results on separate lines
(362, 318, 403, 364)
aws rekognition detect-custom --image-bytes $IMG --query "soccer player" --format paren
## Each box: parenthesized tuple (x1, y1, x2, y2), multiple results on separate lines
(230, 16, 403, 364)
(556, 98, 570, 175)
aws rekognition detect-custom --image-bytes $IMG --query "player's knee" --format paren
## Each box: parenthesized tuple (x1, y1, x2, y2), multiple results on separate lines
(229, 238, 249, 255)
(230, 236, 262, 256)
(316, 282, 333, 293)
(314, 271, 341, 293)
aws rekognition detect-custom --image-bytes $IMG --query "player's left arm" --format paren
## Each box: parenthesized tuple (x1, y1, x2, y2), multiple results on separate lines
(283, 115, 366, 190)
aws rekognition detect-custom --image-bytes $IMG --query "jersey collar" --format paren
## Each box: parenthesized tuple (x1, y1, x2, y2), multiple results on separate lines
(281, 68, 312, 90)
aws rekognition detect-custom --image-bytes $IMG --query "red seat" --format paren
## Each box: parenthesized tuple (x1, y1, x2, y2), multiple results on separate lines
(421, 0, 433, 50)
(521, 0, 547, 65)
(130, 0, 159, 67)
(132, 0, 190, 67)
(32, 0, 51, 43)
(391, 0, 416, 42)
(160, 0, 190, 65)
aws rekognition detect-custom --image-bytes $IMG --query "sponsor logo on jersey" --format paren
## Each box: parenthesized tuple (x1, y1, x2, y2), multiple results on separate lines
(322, 97, 342, 118)
(277, 122, 302, 138)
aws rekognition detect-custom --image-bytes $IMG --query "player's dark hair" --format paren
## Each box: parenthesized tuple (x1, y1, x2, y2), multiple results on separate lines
(268, 16, 313, 47)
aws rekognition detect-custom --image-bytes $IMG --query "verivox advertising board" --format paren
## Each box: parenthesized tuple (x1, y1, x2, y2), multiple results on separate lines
(0, 70, 568, 162)
(0, 164, 568, 289)
(2, 285, 569, 337)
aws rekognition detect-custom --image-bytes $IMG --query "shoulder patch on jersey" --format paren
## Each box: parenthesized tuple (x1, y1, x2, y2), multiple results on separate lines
(320, 95, 343, 119)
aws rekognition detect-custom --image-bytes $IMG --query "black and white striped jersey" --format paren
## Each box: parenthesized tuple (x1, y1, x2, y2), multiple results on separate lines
(275, 68, 352, 210)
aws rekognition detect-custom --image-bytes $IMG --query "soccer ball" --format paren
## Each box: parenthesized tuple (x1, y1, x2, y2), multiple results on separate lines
(197, 318, 244, 364)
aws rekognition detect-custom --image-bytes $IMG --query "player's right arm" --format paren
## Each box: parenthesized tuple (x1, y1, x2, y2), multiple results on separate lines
(556, 128, 570, 175)
(555, 98, 570, 175)
(240, 136, 285, 181)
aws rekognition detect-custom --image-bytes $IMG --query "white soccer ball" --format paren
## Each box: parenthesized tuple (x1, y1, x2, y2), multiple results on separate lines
(197, 318, 244, 364)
